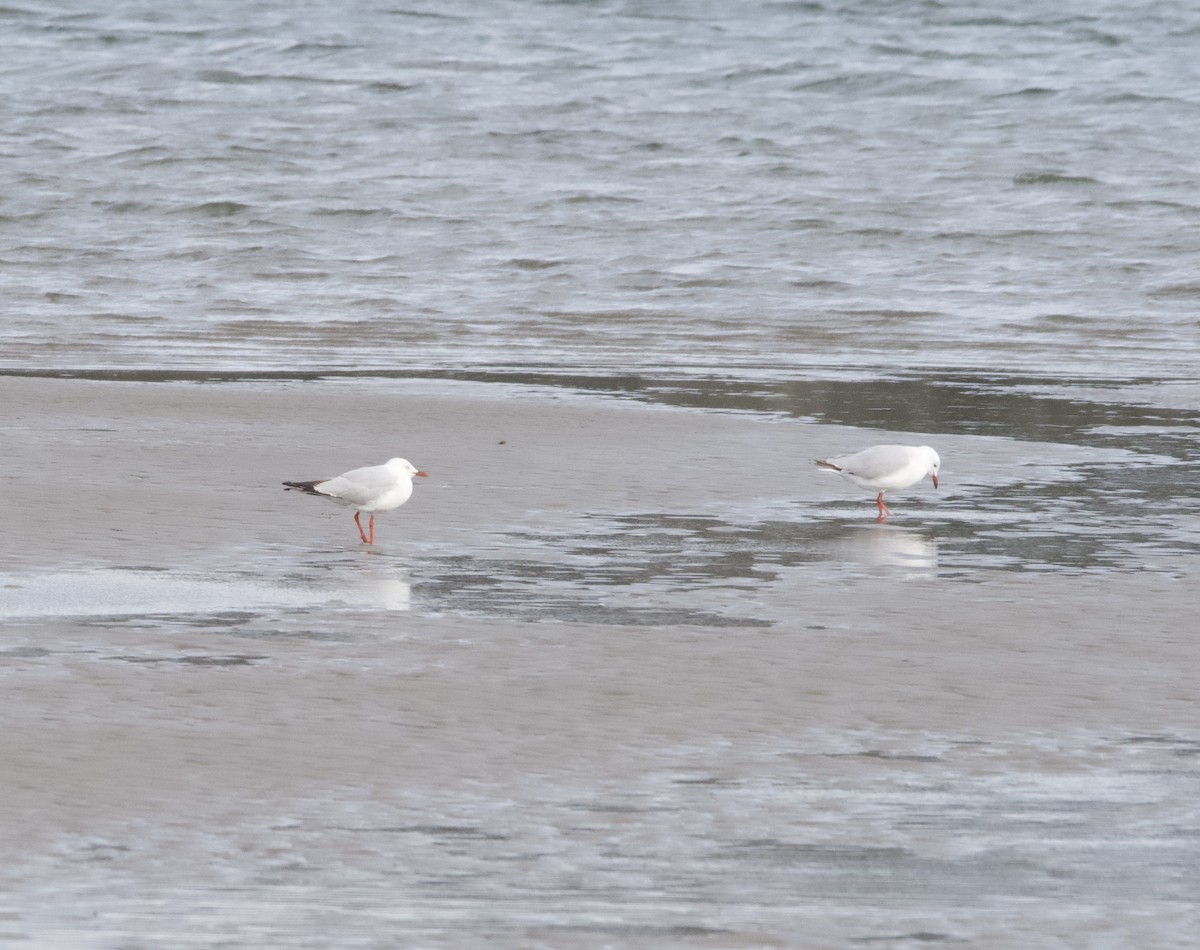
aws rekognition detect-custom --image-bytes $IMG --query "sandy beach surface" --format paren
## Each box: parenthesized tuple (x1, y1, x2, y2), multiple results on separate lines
(1, 374, 1197, 949)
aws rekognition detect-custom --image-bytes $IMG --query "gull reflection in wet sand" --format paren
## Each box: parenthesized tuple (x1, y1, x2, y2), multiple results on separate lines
(826, 526, 939, 578)
(297, 558, 412, 612)
(338, 566, 411, 611)
(356, 573, 411, 611)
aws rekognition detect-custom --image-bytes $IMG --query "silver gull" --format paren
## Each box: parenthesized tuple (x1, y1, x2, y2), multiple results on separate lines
(284, 457, 428, 544)
(815, 444, 940, 520)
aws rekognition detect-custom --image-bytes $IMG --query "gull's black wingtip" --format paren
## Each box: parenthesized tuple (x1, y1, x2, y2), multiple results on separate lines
(283, 480, 324, 495)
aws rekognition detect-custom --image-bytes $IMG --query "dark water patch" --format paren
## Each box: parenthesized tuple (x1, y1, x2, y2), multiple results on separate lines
(447, 372, 1194, 458)
(13, 367, 1189, 460)
(523, 373, 1198, 458)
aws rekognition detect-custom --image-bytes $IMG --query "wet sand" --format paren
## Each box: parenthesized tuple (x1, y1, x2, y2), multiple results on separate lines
(2, 375, 1198, 948)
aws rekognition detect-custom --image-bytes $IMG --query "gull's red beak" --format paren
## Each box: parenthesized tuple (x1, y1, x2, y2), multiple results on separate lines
(416, 470, 429, 478)
(931, 473, 939, 489)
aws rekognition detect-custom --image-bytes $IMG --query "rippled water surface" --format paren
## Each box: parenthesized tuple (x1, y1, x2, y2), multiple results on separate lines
(3, 0, 1200, 375)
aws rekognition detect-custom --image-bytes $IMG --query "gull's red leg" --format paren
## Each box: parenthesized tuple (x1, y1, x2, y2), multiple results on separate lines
(368, 514, 375, 545)
(354, 511, 370, 543)
(876, 492, 891, 519)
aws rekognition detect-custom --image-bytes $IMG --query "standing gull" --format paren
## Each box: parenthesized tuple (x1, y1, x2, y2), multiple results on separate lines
(284, 457, 428, 544)
(815, 444, 940, 520)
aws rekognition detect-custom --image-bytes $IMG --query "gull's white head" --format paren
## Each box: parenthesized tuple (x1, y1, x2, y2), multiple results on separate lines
(386, 457, 429, 479)
(920, 446, 941, 489)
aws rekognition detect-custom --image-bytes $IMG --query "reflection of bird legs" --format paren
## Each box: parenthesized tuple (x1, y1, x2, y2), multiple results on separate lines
(354, 511, 375, 544)
(875, 492, 892, 522)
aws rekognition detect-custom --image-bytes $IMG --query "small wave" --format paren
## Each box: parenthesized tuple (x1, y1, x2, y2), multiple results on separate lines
(791, 73, 897, 94)
(0, 211, 48, 224)
(507, 258, 564, 271)
(788, 278, 849, 290)
(1012, 171, 1098, 186)
(720, 59, 810, 83)
(196, 69, 344, 88)
(281, 42, 358, 54)
(562, 192, 640, 205)
(1018, 313, 1094, 331)
(195, 69, 256, 85)
(383, 8, 465, 20)
(1147, 283, 1200, 299)
(1073, 28, 1123, 47)
(172, 201, 251, 217)
(365, 81, 416, 93)
(313, 207, 391, 218)
(828, 308, 944, 321)
(1106, 198, 1199, 214)
(676, 278, 735, 288)
(992, 86, 1059, 99)
(99, 201, 156, 214)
